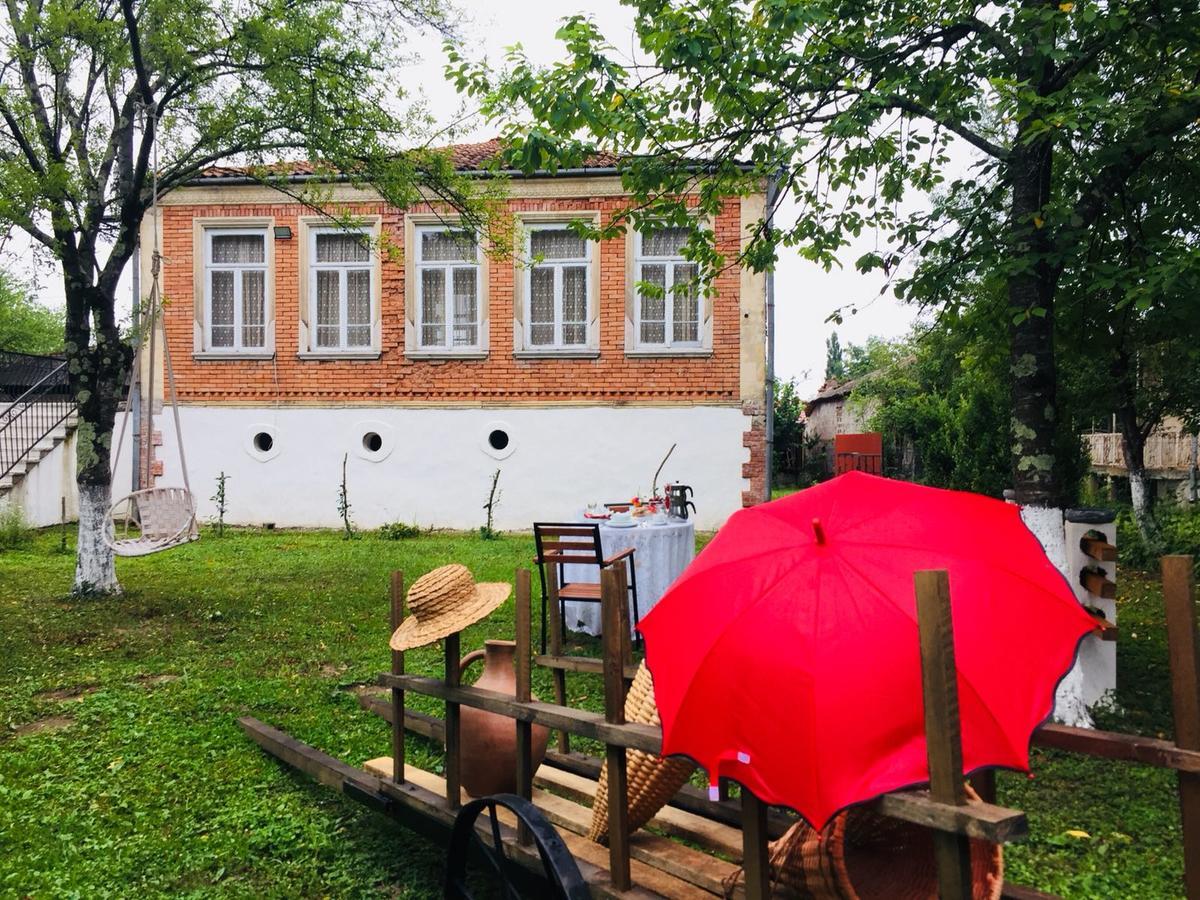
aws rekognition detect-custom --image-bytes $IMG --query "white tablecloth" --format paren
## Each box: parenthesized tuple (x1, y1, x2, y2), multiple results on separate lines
(561, 518, 696, 637)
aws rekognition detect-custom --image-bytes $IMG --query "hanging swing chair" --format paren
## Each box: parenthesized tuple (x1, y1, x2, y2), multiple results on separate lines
(104, 131, 199, 558)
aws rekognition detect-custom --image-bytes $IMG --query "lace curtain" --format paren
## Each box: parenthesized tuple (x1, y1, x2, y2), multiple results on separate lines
(641, 225, 690, 258)
(531, 228, 586, 260)
(422, 230, 475, 262)
(210, 271, 235, 347)
(316, 232, 370, 263)
(315, 270, 340, 347)
(211, 233, 264, 264)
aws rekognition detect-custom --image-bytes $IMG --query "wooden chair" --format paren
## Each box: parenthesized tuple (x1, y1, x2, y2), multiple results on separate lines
(533, 522, 640, 653)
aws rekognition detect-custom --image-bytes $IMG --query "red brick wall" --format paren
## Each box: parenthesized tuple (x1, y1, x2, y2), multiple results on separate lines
(159, 195, 744, 404)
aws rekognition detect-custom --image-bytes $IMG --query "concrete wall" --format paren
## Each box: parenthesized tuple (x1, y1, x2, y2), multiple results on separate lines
(157, 404, 750, 531)
(6, 429, 78, 528)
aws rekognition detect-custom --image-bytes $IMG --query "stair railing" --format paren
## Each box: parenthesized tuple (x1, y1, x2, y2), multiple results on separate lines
(0, 351, 74, 480)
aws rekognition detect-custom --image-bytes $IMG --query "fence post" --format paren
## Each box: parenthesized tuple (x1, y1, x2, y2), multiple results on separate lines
(1163, 555, 1200, 899)
(915, 569, 973, 900)
(444, 630, 461, 810)
(547, 565, 570, 754)
(601, 565, 631, 891)
(515, 568, 534, 845)
(390, 571, 405, 785)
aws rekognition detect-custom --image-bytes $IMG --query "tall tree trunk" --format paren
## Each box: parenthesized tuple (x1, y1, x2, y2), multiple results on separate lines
(66, 282, 131, 595)
(1116, 403, 1160, 552)
(1006, 137, 1059, 506)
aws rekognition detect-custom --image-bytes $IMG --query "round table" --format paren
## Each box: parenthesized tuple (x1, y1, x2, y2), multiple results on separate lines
(561, 517, 696, 637)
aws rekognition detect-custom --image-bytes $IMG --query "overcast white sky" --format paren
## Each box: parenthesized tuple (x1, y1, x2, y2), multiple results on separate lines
(16, 0, 918, 398)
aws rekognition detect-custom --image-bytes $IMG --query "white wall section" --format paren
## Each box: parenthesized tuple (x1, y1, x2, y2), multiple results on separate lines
(155, 405, 750, 531)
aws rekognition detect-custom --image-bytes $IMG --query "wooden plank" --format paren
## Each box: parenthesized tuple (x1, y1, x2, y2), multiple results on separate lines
(740, 788, 769, 900)
(874, 789, 1028, 844)
(536, 653, 640, 681)
(240, 716, 381, 794)
(603, 565, 632, 892)
(539, 526, 602, 538)
(445, 631, 461, 810)
(1163, 555, 1200, 900)
(379, 673, 663, 752)
(1032, 723, 1200, 773)
(390, 571, 405, 785)
(915, 569, 973, 900)
(1081, 569, 1117, 599)
(1001, 884, 1064, 900)
(533, 765, 744, 860)
(548, 564, 570, 754)
(516, 568, 534, 846)
(1081, 536, 1118, 562)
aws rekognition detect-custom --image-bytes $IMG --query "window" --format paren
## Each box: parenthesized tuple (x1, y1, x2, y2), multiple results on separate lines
(635, 225, 701, 349)
(416, 227, 481, 350)
(309, 227, 374, 351)
(204, 229, 268, 352)
(525, 226, 591, 349)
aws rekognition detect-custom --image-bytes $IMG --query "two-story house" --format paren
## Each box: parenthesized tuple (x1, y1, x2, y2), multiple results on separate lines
(132, 140, 770, 531)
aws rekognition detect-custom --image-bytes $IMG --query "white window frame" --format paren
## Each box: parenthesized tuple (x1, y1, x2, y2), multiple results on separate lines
(202, 227, 271, 354)
(524, 223, 592, 352)
(633, 226, 704, 351)
(415, 226, 483, 352)
(307, 225, 376, 354)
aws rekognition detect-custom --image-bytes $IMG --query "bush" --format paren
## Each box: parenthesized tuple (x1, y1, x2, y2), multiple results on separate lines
(378, 521, 422, 540)
(1117, 502, 1200, 569)
(0, 501, 29, 549)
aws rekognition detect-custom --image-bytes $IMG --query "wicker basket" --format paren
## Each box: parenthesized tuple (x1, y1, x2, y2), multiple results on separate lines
(588, 661, 695, 843)
(724, 784, 1004, 899)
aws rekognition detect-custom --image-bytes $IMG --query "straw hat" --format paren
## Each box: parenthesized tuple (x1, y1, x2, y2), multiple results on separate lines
(389, 564, 510, 651)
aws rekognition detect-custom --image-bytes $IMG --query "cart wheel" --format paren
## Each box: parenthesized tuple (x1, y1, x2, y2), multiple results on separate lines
(444, 793, 589, 900)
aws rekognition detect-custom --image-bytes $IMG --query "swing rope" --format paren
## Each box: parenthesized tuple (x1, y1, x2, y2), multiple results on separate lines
(105, 104, 198, 557)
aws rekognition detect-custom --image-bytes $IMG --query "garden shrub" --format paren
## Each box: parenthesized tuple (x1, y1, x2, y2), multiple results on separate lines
(378, 521, 422, 540)
(0, 500, 29, 549)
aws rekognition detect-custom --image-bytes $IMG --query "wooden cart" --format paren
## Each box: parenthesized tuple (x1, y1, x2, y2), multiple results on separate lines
(240, 556, 1200, 899)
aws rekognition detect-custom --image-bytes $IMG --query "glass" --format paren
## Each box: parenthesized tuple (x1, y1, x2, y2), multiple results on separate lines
(315, 269, 340, 347)
(210, 271, 234, 347)
(641, 225, 690, 258)
(672, 263, 700, 343)
(346, 270, 371, 347)
(421, 268, 446, 346)
(421, 229, 475, 262)
(315, 231, 370, 263)
(529, 267, 555, 345)
(530, 228, 586, 260)
(241, 270, 265, 347)
(452, 267, 478, 346)
(211, 233, 264, 264)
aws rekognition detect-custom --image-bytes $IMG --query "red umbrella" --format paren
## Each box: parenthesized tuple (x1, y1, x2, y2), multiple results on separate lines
(639, 471, 1097, 828)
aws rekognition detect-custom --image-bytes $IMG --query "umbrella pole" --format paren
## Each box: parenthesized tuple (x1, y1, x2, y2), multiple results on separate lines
(915, 569, 974, 900)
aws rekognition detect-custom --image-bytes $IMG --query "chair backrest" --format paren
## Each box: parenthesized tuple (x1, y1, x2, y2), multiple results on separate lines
(533, 522, 604, 569)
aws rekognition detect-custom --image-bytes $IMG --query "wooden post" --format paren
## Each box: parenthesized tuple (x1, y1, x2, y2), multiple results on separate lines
(444, 631, 461, 810)
(515, 568, 534, 845)
(914, 569, 973, 900)
(601, 566, 631, 891)
(741, 788, 770, 899)
(390, 571, 405, 785)
(547, 564, 570, 754)
(1163, 555, 1200, 900)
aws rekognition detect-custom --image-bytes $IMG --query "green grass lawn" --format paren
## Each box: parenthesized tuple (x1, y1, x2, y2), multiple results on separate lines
(0, 527, 1189, 898)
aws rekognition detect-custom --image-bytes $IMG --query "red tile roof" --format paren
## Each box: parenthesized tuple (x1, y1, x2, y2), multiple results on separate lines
(195, 139, 619, 180)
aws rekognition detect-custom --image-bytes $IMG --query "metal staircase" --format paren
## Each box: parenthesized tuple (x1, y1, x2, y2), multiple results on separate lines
(0, 351, 77, 497)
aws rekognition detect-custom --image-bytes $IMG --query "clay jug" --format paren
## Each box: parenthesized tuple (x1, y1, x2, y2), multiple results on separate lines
(458, 640, 550, 797)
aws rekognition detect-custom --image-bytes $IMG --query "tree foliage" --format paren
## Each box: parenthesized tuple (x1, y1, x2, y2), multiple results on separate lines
(0, 0, 486, 591)
(455, 0, 1200, 506)
(823, 333, 844, 381)
(0, 272, 62, 355)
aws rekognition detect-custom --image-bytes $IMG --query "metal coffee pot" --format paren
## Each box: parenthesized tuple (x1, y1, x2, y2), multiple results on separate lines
(666, 484, 695, 520)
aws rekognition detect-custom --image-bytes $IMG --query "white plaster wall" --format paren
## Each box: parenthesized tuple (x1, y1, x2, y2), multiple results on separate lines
(8, 429, 78, 527)
(154, 405, 750, 531)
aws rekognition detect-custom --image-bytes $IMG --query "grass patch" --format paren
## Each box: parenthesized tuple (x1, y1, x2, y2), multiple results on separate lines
(0, 527, 1189, 897)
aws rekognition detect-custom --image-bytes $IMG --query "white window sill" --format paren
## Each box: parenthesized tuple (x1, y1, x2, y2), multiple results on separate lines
(625, 347, 712, 358)
(407, 349, 489, 361)
(194, 351, 275, 361)
(297, 350, 382, 360)
(513, 348, 601, 360)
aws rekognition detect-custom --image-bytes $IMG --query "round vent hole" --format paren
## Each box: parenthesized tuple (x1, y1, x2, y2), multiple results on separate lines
(253, 432, 274, 453)
(488, 429, 510, 451)
(363, 432, 383, 453)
